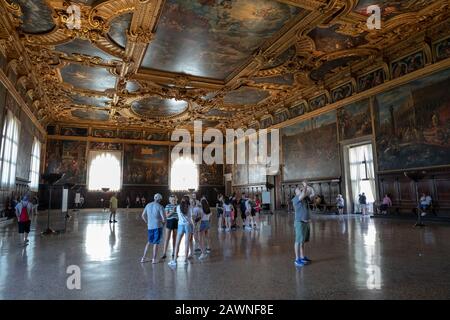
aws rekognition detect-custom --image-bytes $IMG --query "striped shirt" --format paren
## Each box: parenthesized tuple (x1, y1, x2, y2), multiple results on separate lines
(165, 203, 178, 220)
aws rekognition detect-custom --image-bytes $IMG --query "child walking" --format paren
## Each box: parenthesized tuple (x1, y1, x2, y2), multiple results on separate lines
(15, 195, 33, 246)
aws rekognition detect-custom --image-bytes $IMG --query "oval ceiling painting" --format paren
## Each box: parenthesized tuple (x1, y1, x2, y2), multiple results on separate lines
(131, 97, 189, 119)
(71, 109, 110, 121)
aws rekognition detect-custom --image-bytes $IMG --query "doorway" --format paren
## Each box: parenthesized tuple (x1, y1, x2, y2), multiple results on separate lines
(346, 143, 376, 214)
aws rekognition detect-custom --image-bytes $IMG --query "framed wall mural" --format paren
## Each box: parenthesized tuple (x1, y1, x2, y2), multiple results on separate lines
(119, 130, 143, 140)
(93, 128, 117, 138)
(308, 94, 327, 111)
(282, 110, 340, 181)
(289, 101, 306, 118)
(45, 140, 87, 184)
(331, 81, 354, 103)
(391, 51, 425, 79)
(337, 99, 372, 141)
(123, 144, 169, 185)
(273, 109, 290, 125)
(374, 68, 450, 171)
(434, 36, 450, 62)
(89, 142, 122, 151)
(60, 127, 88, 137)
(357, 68, 386, 92)
(259, 116, 273, 129)
(199, 164, 224, 186)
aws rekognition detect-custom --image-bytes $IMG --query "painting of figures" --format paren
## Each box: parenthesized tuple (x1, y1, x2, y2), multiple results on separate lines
(123, 144, 169, 185)
(282, 111, 340, 181)
(200, 164, 224, 186)
(45, 140, 87, 184)
(391, 51, 425, 79)
(374, 69, 450, 171)
(233, 164, 248, 186)
(337, 99, 372, 141)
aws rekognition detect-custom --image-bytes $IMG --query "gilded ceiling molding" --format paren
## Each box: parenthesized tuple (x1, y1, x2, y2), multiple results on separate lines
(275, 0, 326, 11)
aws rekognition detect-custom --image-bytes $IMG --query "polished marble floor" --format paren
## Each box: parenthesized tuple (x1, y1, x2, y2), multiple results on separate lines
(1, 209, 450, 300)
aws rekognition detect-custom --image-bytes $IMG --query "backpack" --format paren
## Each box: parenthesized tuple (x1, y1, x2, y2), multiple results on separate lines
(19, 205, 30, 222)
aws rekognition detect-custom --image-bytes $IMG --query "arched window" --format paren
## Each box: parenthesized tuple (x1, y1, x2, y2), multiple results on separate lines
(0, 110, 20, 189)
(29, 138, 41, 191)
(87, 151, 122, 191)
(170, 157, 198, 191)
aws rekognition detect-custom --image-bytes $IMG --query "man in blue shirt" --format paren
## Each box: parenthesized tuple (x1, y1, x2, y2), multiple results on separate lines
(141, 193, 166, 264)
(292, 182, 314, 267)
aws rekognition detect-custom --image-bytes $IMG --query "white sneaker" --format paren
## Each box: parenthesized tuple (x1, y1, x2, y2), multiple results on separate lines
(421, 212, 427, 217)
(199, 253, 207, 260)
(226, 228, 231, 232)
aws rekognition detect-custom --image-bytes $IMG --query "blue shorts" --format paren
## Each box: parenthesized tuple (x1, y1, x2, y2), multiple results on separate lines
(148, 228, 163, 244)
(200, 221, 210, 232)
(178, 224, 193, 234)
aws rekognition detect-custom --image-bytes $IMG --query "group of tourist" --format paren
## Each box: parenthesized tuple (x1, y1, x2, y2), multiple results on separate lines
(216, 192, 261, 232)
(140, 193, 212, 265)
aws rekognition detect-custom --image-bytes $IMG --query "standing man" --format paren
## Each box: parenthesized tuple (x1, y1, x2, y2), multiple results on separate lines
(141, 193, 166, 264)
(15, 195, 33, 246)
(109, 193, 118, 223)
(239, 193, 247, 229)
(292, 182, 314, 267)
(359, 192, 367, 215)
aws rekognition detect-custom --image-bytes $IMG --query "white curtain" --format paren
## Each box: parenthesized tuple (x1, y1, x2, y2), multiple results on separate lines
(29, 137, 41, 191)
(87, 151, 122, 191)
(0, 110, 20, 189)
(349, 144, 376, 213)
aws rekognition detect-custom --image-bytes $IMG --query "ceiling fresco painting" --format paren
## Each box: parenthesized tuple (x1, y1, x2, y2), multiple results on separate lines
(310, 56, 364, 82)
(12, 0, 55, 34)
(354, 0, 431, 19)
(131, 97, 189, 119)
(223, 87, 270, 105)
(108, 13, 133, 49)
(0, 0, 448, 132)
(60, 64, 117, 92)
(71, 109, 110, 121)
(55, 39, 119, 63)
(252, 74, 295, 86)
(308, 25, 367, 53)
(69, 94, 112, 108)
(141, 0, 303, 79)
(261, 46, 296, 70)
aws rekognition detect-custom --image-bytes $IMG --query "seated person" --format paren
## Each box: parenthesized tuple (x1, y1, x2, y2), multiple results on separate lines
(419, 193, 432, 216)
(379, 194, 392, 214)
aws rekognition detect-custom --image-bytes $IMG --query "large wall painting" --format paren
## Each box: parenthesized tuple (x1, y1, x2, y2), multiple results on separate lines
(200, 164, 223, 186)
(374, 69, 450, 171)
(123, 144, 169, 185)
(282, 110, 340, 181)
(337, 99, 372, 141)
(45, 140, 87, 184)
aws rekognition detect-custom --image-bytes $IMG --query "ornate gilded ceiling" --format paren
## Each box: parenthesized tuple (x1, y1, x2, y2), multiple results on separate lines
(0, 0, 449, 133)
